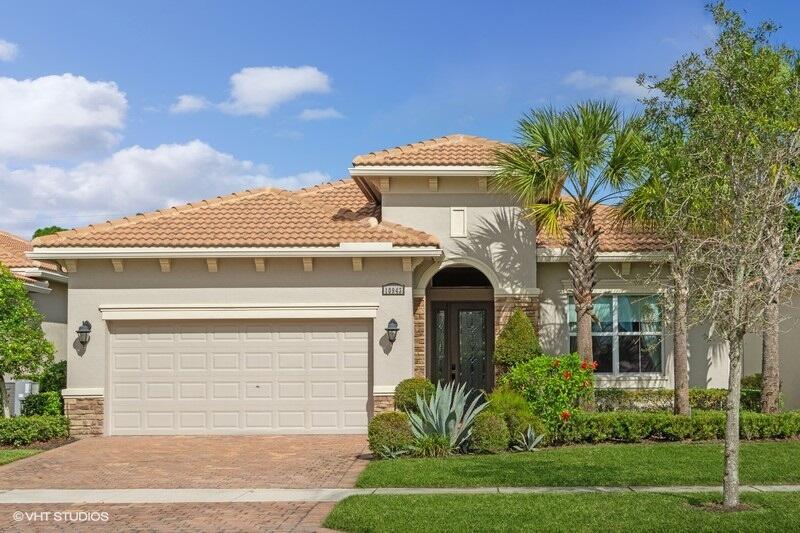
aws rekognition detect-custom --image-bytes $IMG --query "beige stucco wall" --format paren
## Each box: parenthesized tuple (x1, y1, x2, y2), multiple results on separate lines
(379, 176, 537, 294)
(64, 257, 415, 394)
(537, 262, 800, 408)
(30, 281, 68, 362)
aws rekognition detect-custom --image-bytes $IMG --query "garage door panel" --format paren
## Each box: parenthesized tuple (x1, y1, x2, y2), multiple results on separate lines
(109, 320, 370, 435)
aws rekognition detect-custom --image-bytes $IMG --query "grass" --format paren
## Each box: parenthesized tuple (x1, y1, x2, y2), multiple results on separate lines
(0, 449, 40, 465)
(357, 441, 800, 487)
(324, 492, 800, 532)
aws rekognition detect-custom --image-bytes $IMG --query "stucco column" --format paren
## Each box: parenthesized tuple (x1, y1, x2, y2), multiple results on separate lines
(413, 296, 426, 378)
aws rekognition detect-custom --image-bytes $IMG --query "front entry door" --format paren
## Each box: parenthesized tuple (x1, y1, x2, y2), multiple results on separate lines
(430, 302, 494, 391)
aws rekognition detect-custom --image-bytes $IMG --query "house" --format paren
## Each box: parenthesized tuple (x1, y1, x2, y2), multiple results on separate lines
(0, 230, 68, 362)
(28, 134, 800, 437)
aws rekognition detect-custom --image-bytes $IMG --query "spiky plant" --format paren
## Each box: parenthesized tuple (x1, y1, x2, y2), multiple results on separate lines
(407, 381, 488, 451)
(512, 425, 544, 452)
(492, 101, 645, 391)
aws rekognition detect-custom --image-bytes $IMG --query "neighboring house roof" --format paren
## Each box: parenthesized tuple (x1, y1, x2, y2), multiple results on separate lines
(536, 204, 665, 252)
(352, 134, 507, 167)
(33, 185, 438, 248)
(0, 230, 61, 272)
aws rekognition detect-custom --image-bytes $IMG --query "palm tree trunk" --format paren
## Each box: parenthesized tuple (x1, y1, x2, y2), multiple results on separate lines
(569, 205, 599, 410)
(723, 333, 744, 508)
(761, 299, 780, 413)
(672, 261, 690, 416)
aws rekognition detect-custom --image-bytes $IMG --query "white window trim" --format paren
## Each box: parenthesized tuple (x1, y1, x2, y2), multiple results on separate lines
(567, 293, 665, 377)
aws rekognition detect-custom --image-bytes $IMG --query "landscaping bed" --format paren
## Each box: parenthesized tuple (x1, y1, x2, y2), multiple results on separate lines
(357, 441, 800, 488)
(324, 492, 800, 533)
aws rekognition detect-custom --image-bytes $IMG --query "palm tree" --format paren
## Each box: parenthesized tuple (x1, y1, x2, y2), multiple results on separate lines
(492, 101, 644, 386)
(618, 141, 697, 416)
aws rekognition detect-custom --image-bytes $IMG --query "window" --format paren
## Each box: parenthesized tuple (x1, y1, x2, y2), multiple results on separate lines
(568, 295, 662, 374)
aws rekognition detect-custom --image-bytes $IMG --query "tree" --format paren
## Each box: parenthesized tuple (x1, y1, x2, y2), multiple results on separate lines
(0, 265, 54, 416)
(619, 130, 706, 416)
(31, 226, 66, 239)
(492, 101, 644, 392)
(651, 3, 800, 507)
(494, 308, 540, 369)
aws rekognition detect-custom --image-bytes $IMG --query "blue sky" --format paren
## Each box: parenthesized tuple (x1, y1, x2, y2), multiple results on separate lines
(1, 1, 798, 237)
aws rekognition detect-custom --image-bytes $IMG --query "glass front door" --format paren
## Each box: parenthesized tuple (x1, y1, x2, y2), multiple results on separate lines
(430, 301, 494, 391)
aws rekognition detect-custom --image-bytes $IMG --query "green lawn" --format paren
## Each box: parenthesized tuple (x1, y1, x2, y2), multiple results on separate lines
(0, 449, 40, 465)
(357, 441, 800, 487)
(325, 492, 800, 533)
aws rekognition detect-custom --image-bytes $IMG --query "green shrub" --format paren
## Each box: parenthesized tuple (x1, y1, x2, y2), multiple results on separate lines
(21, 391, 62, 416)
(500, 354, 594, 429)
(552, 410, 800, 445)
(0, 416, 69, 446)
(486, 386, 547, 445)
(470, 411, 510, 453)
(368, 412, 413, 457)
(410, 434, 452, 458)
(596, 387, 767, 413)
(394, 378, 435, 413)
(38, 361, 67, 393)
(741, 373, 763, 390)
(494, 308, 540, 367)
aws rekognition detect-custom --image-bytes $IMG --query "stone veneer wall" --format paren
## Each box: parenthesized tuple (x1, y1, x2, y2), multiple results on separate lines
(494, 295, 540, 336)
(373, 394, 395, 414)
(64, 396, 104, 438)
(412, 296, 426, 378)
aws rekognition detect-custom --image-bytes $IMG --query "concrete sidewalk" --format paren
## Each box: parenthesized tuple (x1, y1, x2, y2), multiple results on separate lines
(1, 485, 798, 504)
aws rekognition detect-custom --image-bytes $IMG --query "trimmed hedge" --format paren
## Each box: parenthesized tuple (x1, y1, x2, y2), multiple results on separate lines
(394, 378, 435, 413)
(494, 308, 540, 367)
(596, 388, 765, 412)
(0, 416, 69, 446)
(21, 391, 63, 416)
(556, 410, 800, 445)
(368, 411, 413, 457)
(471, 411, 510, 453)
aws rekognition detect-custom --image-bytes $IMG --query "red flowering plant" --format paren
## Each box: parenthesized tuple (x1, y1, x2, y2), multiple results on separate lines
(499, 353, 594, 430)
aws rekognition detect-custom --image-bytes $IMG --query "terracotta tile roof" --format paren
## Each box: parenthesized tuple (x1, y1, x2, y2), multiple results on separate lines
(33, 184, 438, 248)
(0, 231, 61, 271)
(352, 134, 507, 167)
(536, 204, 665, 252)
(295, 179, 379, 219)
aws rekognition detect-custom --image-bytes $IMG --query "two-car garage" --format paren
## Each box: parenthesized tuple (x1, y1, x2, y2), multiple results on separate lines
(106, 320, 371, 435)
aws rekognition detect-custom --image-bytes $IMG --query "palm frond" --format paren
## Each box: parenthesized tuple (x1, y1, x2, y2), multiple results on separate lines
(527, 199, 574, 236)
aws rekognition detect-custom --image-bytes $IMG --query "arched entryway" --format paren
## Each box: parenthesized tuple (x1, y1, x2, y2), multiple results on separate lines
(426, 266, 495, 391)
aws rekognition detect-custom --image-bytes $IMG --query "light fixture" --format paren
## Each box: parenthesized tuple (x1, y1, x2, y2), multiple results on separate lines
(76, 321, 92, 346)
(385, 319, 399, 343)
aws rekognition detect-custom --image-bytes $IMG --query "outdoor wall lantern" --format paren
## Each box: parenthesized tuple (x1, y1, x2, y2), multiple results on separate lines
(385, 319, 399, 343)
(76, 321, 92, 346)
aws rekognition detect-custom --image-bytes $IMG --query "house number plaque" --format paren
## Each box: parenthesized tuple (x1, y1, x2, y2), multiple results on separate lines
(382, 283, 405, 296)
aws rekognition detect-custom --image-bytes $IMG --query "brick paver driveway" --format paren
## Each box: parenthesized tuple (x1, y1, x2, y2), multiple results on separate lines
(0, 435, 368, 531)
(0, 435, 368, 489)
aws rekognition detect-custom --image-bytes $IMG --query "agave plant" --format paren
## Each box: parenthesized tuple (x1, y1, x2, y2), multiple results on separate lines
(407, 381, 488, 450)
(377, 445, 408, 460)
(512, 425, 544, 452)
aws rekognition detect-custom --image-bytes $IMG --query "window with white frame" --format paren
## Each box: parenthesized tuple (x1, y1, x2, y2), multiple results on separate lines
(567, 295, 663, 374)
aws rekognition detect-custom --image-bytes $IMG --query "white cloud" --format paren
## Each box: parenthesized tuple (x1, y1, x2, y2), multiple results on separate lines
(0, 141, 329, 237)
(563, 70, 650, 99)
(298, 107, 344, 121)
(0, 74, 127, 160)
(219, 66, 331, 116)
(170, 94, 209, 114)
(0, 39, 18, 61)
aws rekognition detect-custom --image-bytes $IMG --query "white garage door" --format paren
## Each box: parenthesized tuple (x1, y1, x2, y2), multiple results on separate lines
(108, 320, 370, 435)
